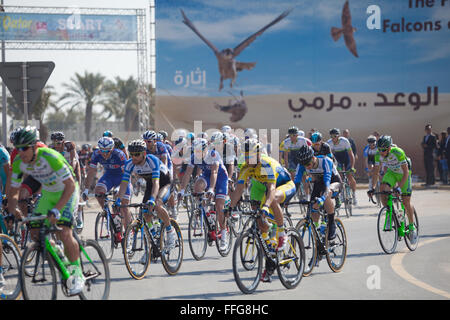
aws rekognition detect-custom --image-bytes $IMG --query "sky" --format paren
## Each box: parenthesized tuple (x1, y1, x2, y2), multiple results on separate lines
(156, 0, 450, 97)
(2, 0, 450, 102)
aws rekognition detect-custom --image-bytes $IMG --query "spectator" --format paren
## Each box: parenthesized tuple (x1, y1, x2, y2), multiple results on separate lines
(421, 124, 437, 186)
(445, 127, 450, 184)
(437, 130, 448, 184)
(343, 129, 358, 160)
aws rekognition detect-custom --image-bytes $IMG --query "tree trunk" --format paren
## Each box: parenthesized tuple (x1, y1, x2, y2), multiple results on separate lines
(85, 102, 93, 141)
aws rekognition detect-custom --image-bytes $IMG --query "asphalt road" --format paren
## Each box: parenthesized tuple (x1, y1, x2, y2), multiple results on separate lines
(67, 187, 450, 301)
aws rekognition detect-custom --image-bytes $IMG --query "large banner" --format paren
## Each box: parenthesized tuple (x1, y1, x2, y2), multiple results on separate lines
(0, 12, 138, 42)
(155, 0, 450, 178)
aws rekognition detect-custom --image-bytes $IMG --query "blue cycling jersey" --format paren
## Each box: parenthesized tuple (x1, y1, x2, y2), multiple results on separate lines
(294, 155, 338, 188)
(122, 154, 169, 182)
(147, 141, 173, 172)
(89, 149, 127, 175)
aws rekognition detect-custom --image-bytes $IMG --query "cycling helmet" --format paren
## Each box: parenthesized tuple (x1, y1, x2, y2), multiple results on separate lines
(367, 135, 376, 144)
(13, 126, 38, 147)
(193, 138, 208, 151)
(221, 125, 232, 133)
(377, 135, 392, 149)
(210, 131, 224, 145)
(97, 137, 115, 151)
(103, 130, 114, 137)
(288, 126, 299, 135)
(242, 138, 262, 157)
(329, 128, 340, 136)
(128, 139, 147, 153)
(158, 130, 168, 140)
(50, 131, 65, 141)
(310, 132, 323, 143)
(296, 145, 315, 165)
(156, 133, 164, 141)
(81, 143, 91, 151)
(186, 132, 195, 141)
(142, 130, 157, 141)
(10, 127, 23, 144)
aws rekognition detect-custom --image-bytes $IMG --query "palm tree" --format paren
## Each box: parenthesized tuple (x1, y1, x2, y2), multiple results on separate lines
(103, 76, 139, 131)
(59, 71, 106, 141)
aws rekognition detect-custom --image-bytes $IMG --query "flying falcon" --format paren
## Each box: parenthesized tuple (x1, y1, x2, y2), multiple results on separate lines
(214, 91, 247, 122)
(181, 8, 293, 91)
(331, 1, 358, 57)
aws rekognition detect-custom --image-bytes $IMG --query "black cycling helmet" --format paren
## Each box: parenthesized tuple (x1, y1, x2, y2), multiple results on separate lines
(329, 128, 340, 136)
(128, 139, 147, 153)
(50, 131, 65, 141)
(288, 126, 299, 135)
(296, 145, 315, 165)
(10, 127, 23, 144)
(13, 126, 38, 147)
(377, 135, 392, 149)
(310, 132, 323, 143)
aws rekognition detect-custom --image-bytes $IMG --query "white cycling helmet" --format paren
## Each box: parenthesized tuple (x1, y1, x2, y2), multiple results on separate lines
(98, 137, 115, 151)
(142, 130, 157, 141)
(210, 131, 224, 145)
(221, 125, 232, 133)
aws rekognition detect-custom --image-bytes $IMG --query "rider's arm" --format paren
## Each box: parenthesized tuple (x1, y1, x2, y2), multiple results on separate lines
(179, 165, 194, 191)
(263, 182, 276, 208)
(54, 176, 75, 212)
(3, 162, 11, 197)
(371, 164, 380, 190)
(348, 148, 355, 169)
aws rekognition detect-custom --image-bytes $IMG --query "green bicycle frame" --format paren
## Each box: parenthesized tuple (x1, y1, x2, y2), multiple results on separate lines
(44, 239, 71, 280)
(384, 194, 406, 236)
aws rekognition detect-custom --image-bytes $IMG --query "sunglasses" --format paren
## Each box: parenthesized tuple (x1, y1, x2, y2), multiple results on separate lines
(130, 152, 144, 157)
(379, 148, 389, 152)
(100, 149, 111, 153)
(17, 145, 32, 152)
(53, 141, 63, 145)
(331, 134, 339, 138)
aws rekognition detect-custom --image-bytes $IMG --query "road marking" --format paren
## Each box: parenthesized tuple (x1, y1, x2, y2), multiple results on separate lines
(390, 236, 450, 299)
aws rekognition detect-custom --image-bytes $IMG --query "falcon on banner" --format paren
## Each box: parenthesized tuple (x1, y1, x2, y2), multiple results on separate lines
(331, 1, 359, 57)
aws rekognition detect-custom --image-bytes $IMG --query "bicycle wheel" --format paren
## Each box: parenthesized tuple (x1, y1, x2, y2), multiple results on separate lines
(160, 219, 183, 275)
(123, 220, 152, 280)
(20, 244, 57, 300)
(284, 213, 293, 228)
(377, 207, 398, 254)
(295, 219, 317, 276)
(405, 209, 419, 251)
(188, 209, 208, 261)
(325, 218, 347, 272)
(216, 217, 233, 257)
(79, 239, 110, 300)
(232, 230, 263, 294)
(94, 211, 115, 262)
(0, 234, 22, 300)
(277, 227, 305, 289)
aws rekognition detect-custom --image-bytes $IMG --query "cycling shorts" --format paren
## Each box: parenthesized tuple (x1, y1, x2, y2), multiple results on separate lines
(382, 169, 412, 196)
(196, 170, 228, 200)
(32, 183, 79, 228)
(97, 173, 131, 200)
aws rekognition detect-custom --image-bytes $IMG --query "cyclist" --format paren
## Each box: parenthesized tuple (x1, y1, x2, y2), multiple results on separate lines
(228, 139, 296, 281)
(368, 135, 418, 244)
(83, 137, 131, 240)
(311, 132, 335, 160)
(363, 135, 378, 193)
(0, 143, 10, 194)
(327, 128, 357, 205)
(103, 130, 128, 158)
(143, 130, 177, 219)
(283, 126, 311, 179)
(116, 140, 177, 246)
(50, 131, 81, 186)
(294, 145, 341, 242)
(178, 138, 230, 251)
(8, 128, 47, 221)
(7, 126, 84, 295)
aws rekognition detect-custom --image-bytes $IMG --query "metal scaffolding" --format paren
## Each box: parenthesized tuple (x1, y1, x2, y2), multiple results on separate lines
(1, 3, 155, 135)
